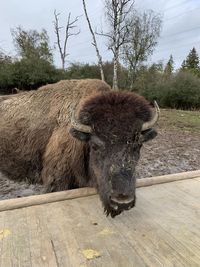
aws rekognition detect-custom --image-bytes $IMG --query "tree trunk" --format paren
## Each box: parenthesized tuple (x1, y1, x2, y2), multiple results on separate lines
(94, 45, 105, 81)
(53, 10, 80, 71)
(61, 59, 65, 70)
(129, 65, 137, 90)
(112, 54, 118, 90)
(82, 0, 105, 81)
(100, 65, 105, 81)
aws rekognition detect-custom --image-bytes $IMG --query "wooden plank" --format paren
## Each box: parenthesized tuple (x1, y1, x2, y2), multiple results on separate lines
(173, 178, 200, 199)
(0, 187, 96, 212)
(92, 179, 200, 266)
(56, 198, 146, 267)
(34, 179, 200, 267)
(115, 212, 195, 266)
(0, 170, 200, 212)
(136, 170, 200, 188)
(139, 179, 200, 216)
(1, 209, 32, 267)
(0, 210, 5, 267)
(0, 210, 12, 267)
(0, 178, 200, 266)
(75, 196, 172, 267)
(137, 181, 200, 229)
(26, 205, 60, 267)
(48, 187, 200, 267)
(136, 181, 200, 262)
(44, 202, 84, 267)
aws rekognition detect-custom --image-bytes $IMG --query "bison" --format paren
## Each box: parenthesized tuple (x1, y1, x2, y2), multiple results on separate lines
(0, 79, 159, 217)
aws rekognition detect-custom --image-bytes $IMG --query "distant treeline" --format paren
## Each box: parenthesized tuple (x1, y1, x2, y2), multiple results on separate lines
(0, 58, 200, 110)
(0, 26, 200, 110)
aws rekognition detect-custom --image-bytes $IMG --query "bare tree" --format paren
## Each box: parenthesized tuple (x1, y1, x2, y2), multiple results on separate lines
(53, 10, 80, 70)
(122, 10, 162, 88)
(82, 0, 105, 81)
(98, 0, 134, 90)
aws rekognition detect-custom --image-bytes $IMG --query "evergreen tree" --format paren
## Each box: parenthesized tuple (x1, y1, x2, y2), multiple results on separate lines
(181, 59, 187, 70)
(184, 47, 199, 71)
(164, 54, 174, 75)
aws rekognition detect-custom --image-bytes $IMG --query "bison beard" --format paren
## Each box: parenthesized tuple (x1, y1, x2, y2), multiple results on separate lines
(103, 196, 136, 218)
(0, 79, 159, 217)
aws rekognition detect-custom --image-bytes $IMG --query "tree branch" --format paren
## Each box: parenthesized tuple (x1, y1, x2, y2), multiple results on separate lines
(82, 0, 105, 81)
(53, 10, 80, 70)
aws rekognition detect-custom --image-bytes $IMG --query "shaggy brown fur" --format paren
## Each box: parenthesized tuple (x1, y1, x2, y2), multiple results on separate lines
(79, 91, 151, 142)
(76, 91, 153, 217)
(0, 79, 110, 187)
(0, 79, 157, 217)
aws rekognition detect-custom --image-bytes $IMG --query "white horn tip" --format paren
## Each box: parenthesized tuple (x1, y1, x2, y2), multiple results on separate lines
(153, 100, 160, 114)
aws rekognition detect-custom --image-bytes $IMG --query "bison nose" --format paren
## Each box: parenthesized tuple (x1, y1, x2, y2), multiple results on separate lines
(110, 193, 135, 204)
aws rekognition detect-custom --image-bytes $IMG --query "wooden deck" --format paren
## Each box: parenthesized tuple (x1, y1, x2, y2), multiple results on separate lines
(0, 171, 200, 267)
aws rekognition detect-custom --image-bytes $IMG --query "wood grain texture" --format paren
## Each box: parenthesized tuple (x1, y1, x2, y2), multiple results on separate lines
(0, 176, 200, 266)
(0, 170, 200, 212)
(0, 210, 5, 267)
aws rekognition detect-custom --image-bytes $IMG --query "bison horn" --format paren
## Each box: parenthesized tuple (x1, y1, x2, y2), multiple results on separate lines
(142, 101, 160, 131)
(71, 111, 92, 133)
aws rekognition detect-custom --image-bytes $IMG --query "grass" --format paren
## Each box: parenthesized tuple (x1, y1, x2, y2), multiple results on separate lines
(158, 109, 200, 133)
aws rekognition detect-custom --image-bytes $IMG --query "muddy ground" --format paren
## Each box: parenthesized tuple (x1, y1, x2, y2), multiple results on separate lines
(0, 127, 199, 200)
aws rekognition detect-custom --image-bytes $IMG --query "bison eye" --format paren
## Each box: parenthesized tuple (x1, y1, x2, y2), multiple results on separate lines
(140, 128, 157, 143)
(91, 136, 105, 152)
(91, 143, 101, 151)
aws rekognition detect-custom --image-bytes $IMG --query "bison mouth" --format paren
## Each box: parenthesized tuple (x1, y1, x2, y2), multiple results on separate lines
(104, 195, 136, 218)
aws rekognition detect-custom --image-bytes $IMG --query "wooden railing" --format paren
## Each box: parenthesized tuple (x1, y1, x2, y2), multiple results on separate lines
(0, 170, 200, 212)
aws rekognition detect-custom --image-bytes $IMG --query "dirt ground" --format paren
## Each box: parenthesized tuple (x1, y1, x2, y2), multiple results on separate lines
(138, 129, 200, 177)
(0, 109, 200, 200)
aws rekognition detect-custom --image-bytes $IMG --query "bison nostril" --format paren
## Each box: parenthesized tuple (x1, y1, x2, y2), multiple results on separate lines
(110, 194, 135, 204)
(117, 193, 129, 200)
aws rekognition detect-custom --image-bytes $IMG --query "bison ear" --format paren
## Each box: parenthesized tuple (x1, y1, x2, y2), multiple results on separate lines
(140, 128, 157, 143)
(69, 128, 91, 142)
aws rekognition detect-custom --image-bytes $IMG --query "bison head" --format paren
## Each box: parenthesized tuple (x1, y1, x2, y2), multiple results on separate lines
(70, 92, 159, 217)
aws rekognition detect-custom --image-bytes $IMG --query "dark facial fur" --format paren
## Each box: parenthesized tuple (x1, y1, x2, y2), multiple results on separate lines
(72, 91, 157, 217)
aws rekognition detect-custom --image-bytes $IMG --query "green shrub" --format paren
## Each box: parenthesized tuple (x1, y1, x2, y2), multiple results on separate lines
(1, 57, 199, 110)
(133, 69, 200, 109)
(0, 58, 60, 93)
(161, 72, 200, 109)
(0, 62, 15, 94)
(11, 58, 59, 90)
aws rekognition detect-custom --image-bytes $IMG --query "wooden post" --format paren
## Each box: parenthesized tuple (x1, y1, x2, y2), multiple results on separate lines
(0, 170, 200, 212)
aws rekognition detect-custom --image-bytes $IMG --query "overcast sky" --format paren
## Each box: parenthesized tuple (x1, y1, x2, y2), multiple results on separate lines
(0, 0, 200, 69)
